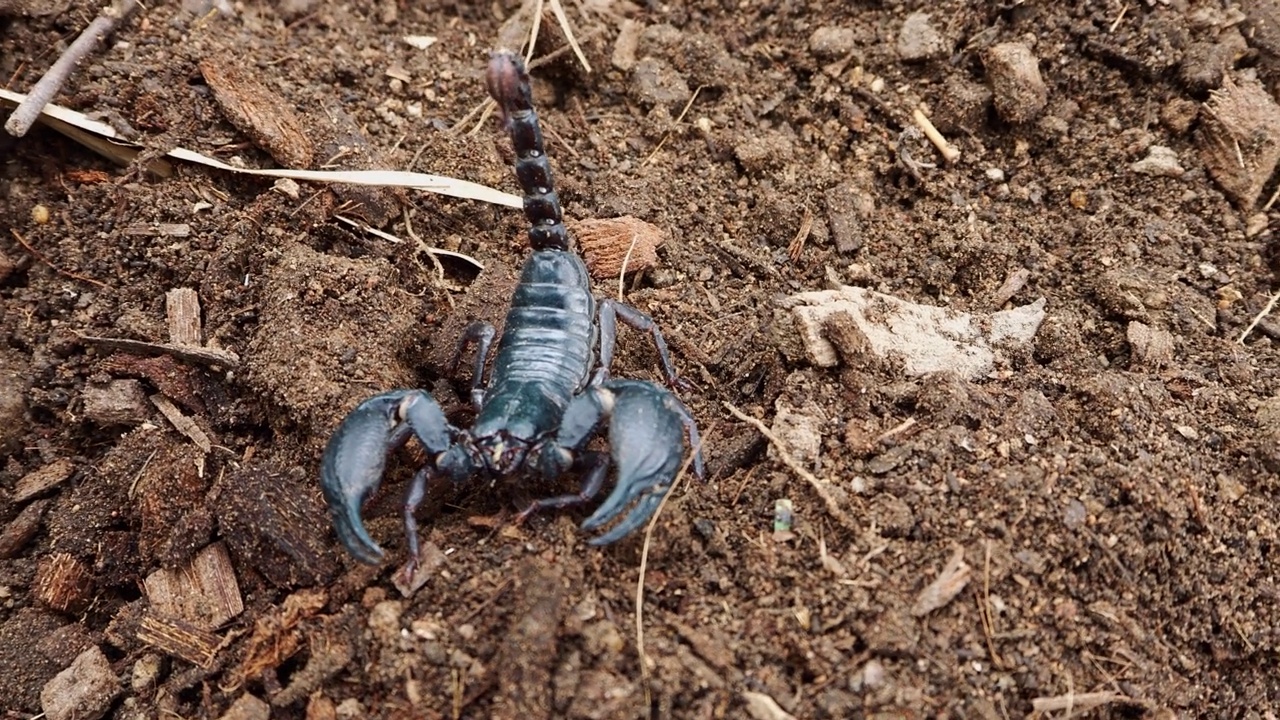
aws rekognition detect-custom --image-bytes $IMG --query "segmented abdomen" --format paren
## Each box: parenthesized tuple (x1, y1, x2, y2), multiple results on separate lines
(474, 250, 595, 439)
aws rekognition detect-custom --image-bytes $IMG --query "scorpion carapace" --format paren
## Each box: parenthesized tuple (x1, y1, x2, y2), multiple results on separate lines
(319, 50, 705, 572)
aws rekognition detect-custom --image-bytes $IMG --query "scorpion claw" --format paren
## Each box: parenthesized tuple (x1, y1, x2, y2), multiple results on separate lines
(574, 380, 703, 545)
(585, 492, 664, 546)
(320, 390, 454, 566)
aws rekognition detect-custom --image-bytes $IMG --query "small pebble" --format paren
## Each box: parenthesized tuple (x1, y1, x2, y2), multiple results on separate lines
(1130, 145, 1185, 177)
(984, 42, 1048, 123)
(216, 694, 269, 720)
(808, 26, 857, 60)
(628, 57, 691, 110)
(897, 12, 946, 62)
(40, 646, 121, 720)
(985, 167, 1006, 182)
(1245, 213, 1269, 237)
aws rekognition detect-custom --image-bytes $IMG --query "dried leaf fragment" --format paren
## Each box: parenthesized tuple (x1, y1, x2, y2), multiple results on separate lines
(912, 546, 971, 616)
(14, 458, 76, 503)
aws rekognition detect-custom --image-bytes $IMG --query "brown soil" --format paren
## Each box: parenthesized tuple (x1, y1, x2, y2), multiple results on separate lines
(3, 1, 1280, 718)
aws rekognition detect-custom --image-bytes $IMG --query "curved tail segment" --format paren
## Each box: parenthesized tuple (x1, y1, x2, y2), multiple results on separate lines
(486, 51, 570, 252)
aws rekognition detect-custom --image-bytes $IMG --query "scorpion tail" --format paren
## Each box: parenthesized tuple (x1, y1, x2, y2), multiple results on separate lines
(579, 380, 704, 545)
(487, 50, 571, 252)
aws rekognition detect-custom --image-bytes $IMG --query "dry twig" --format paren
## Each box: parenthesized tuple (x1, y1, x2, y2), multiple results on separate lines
(912, 107, 961, 163)
(5, 0, 139, 137)
(723, 403, 858, 533)
(1239, 288, 1280, 344)
(10, 229, 107, 288)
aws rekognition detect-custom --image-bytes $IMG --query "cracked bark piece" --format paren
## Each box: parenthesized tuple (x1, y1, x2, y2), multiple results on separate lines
(786, 285, 1047, 378)
(1197, 74, 1280, 209)
(200, 57, 314, 169)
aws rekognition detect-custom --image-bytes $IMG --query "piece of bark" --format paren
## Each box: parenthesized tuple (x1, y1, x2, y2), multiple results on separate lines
(824, 177, 875, 254)
(98, 354, 207, 415)
(200, 57, 314, 169)
(136, 612, 222, 667)
(1198, 75, 1280, 209)
(0, 498, 49, 558)
(35, 553, 95, 615)
(80, 335, 241, 369)
(143, 542, 243, 629)
(14, 459, 76, 503)
(82, 379, 150, 425)
(571, 216, 664, 280)
(215, 465, 339, 588)
(166, 288, 202, 347)
(150, 394, 213, 452)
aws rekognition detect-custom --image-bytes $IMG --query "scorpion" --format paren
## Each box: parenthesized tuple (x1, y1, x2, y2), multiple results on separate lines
(319, 51, 705, 571)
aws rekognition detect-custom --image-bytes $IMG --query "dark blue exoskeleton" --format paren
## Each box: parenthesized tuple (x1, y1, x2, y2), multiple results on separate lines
(319, 51, 705, 570)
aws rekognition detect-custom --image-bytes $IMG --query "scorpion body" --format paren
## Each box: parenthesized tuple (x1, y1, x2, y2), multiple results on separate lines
(320, 51, 703, 571)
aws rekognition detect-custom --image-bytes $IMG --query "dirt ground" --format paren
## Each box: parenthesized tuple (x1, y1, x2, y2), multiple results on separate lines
(3, 0, 1280, 717)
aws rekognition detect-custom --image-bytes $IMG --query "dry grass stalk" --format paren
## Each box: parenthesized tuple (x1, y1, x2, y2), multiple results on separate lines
(635, 422, 713, 707)
(911, 545, 971, 616)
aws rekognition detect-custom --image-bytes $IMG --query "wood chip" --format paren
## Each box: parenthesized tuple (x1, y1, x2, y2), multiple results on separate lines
(35, 552, 95, 614)
(0, 498, 49, 558)
(137, 611, 222, 667)
(143, 542, 244, 629)
(1198, 74, 1280, 209)
(150, 393, 213, 452)
(14, 458, 76, 503)
(83, 379, 150, 425)
(912, 546, 971, 617)
(199, 57, 314, 169)
(166, 288, 202, 347)
(79, 335, 240, 369)
(742, 691, 798, 720)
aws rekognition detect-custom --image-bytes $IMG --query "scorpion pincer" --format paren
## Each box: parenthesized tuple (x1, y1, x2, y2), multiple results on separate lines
(319, 50, 705, 570)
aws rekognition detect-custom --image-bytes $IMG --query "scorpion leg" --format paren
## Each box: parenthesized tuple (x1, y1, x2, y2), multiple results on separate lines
(449, 321, 497, 410)
(515, 450, 610, 524)
(594, 299, 689, 391)
(320, 390, 456, 565)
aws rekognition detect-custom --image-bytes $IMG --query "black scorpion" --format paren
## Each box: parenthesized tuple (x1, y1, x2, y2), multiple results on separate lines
(319, 51, 705, 570)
